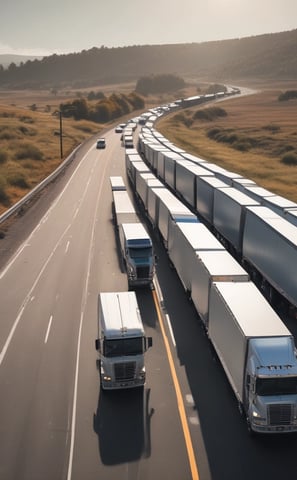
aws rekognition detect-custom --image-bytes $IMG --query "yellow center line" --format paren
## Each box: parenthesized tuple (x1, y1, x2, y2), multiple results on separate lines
(152, 288, 200, 480)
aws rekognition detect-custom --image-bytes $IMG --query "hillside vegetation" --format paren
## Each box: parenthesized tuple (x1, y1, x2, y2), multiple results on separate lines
(0, 29, 297, 88)
(0, 105, 101, 215)
(157, 89, 297, 202)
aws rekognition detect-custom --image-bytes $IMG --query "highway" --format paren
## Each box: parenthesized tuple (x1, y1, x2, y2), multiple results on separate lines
(1, 123, 297, 480)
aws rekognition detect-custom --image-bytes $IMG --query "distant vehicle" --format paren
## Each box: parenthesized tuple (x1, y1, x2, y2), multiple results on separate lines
(124, 136, 134, 149)
(115, 126, 123, 133)
(96, 138, 106, 149)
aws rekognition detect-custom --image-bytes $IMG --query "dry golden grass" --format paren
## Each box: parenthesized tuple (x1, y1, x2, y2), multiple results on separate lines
(157, 88, 297, 202)
(2, 82, 296, 217)
(0, 83, 200, 215)
(0, 103, 102, 214)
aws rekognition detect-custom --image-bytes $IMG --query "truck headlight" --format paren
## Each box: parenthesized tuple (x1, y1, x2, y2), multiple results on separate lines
(127, 264, 136, 277)
(103, 375, 112, 382)
(252, 408, 265, 424)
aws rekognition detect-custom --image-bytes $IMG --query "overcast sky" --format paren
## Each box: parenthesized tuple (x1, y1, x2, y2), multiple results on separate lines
(1, 0, 297, 56)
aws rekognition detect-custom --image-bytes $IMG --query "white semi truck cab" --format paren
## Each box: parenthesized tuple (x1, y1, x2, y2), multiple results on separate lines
(95, 291, 152, 390)
(119, 222, 155, 288)
(245, 336, 297, 433)
(209, 282, 297, 434)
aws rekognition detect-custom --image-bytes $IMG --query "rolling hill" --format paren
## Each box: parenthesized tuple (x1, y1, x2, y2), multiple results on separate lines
(0, 29, 296, 88)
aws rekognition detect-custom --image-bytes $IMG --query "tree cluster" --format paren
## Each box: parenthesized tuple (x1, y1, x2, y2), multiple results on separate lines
(278, 90, 297, 101)
(59, 92, 144, 123)
(135, 74, 185, 95)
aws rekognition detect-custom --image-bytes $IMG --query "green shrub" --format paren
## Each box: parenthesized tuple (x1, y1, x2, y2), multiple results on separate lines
(234, 140, 252, 151)
(278, 91, 297, 102)
(19, 116, 34, 123)
(194, 107, 227, 122)
(74, 124, 94, 133)
(281, 152, 297, 166)
(0, 175, 9, 205)
(262, 124, 280, 133)
(0, 149, 8, 164)
(18, 125, 37, 136)
(8, 173, 30, 189)
(0, 128, 19, 140)
(14, 143, 44, 161)
(207, 127, 222, 139)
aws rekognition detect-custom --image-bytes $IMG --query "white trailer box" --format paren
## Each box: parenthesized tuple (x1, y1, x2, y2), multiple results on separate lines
(181, 152, 207, 164)
(284, 209, 297, 228)
(155, 189, 198, 247)
(243, 206, 297, 308)
(110, 176, 126, 191)
(156, 149, 171, 180)
(191, 250, 249, 327)
(175, 161, 214, 209)
(168, 222, 224, 293)
(147, 187, 195, 231)
(163, 152, 184, 190)
(232, 177, 256, 192)
(135, 172, 155, 203)
(196, 176, 229, 224)
(208, 282, 297, 433)
(150, 144, 171, 172)
(136, 174, 164, 211)
(145, 142, 165, 167)
(262, 194, 297, 216)
(129, 160, 150, 188)
(213, 187, 259, 252)
(242, 185, 276, 203)
(125, 152, 143, 181)
(112, 190, 138, 226)
(95, 291, 152, 390)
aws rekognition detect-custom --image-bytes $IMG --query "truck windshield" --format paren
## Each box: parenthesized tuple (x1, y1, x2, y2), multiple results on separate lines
(129, 247, 152, 259)
(104, 337, 144, 357)
(256, 376, 297, 396)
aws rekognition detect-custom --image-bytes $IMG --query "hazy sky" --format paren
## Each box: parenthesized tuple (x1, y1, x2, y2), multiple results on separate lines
(1, 0, 297, 56)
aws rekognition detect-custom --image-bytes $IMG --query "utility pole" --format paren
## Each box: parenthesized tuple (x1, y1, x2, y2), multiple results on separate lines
(59, 111, 63, 159)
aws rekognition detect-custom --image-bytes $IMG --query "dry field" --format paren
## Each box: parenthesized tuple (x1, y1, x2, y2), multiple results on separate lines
(0, 83, 198, 216)
(0, 96, 104, 215)
(1, 82, 297, 217)
(157, 86, 297, 202)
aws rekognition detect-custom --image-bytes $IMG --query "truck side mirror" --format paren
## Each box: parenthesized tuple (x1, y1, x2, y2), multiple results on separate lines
(95, 339, 100, 351)
(147, 337, 153, 349)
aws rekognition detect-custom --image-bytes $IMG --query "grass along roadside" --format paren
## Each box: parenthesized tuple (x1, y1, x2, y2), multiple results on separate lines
(0, 82, 199, 216)
(156, 89, 297, 202)
(0, 104, 102, 215)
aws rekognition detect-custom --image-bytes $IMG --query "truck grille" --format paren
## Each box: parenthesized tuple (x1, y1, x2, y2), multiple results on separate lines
(114, 362, 136, 381)
(268, 404, 293, 425)
(136, 266, 150, 279)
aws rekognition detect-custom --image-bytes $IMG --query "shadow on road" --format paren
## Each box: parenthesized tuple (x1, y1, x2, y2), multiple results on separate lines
(93, 387, 154, 465)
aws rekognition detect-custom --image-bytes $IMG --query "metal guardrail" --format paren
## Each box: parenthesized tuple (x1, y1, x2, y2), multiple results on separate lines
(0, 144, 81, 226)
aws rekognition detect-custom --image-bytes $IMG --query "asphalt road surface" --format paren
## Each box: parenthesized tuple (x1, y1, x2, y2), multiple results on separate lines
(1, 124, 297, 480)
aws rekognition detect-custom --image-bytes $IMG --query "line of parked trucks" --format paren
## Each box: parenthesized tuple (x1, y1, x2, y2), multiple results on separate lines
(138, 114, 297, 316)
(95, 90, 297, 434)
(120, 97, 297, 434)
(95, 175, 155, 391)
